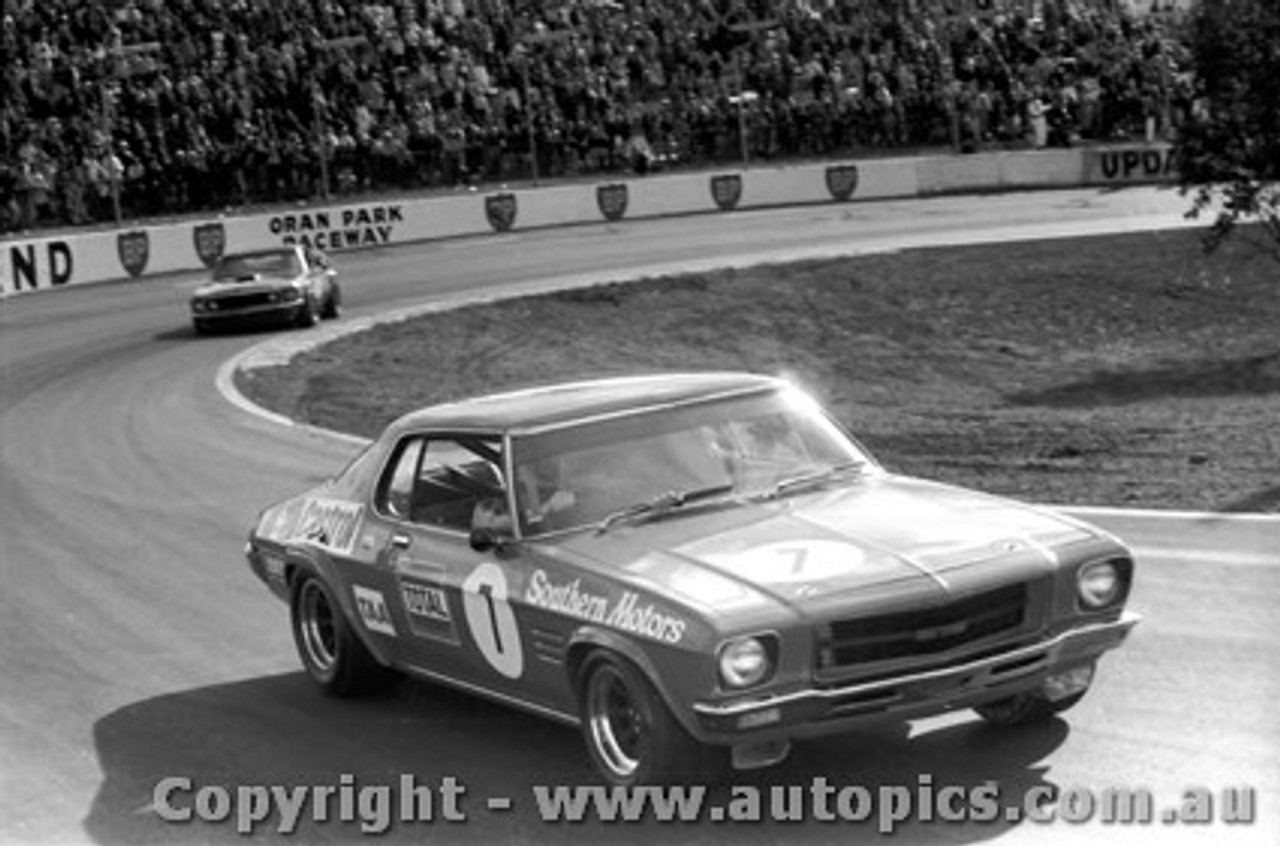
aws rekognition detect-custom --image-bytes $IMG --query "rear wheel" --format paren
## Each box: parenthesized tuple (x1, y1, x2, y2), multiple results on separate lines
(579, 652, 701, 785)
(290, 574, 395, 696)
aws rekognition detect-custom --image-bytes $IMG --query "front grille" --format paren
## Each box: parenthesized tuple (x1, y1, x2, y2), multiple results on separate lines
(210, 291, 281, 311)
(822, 582, 1028, 668)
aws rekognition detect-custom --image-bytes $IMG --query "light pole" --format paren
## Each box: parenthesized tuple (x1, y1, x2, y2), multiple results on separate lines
(312, 35, 367, 201)
(727, 18, 777, 166)
(104, 41, 161, 226)
(514, 30, 570, 186)
(514, 46, 537, 185)
(102, 81, 123, 226)
(312, 83, 331, 202)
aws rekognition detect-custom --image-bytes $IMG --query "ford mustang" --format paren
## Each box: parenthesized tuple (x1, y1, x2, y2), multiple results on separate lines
(191, 245, 340, 334)
(245, 373, 1139, 784)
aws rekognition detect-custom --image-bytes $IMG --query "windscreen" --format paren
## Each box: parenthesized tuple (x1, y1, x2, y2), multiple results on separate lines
(213, 250, 301, 280)
(510, 388, 873, 536)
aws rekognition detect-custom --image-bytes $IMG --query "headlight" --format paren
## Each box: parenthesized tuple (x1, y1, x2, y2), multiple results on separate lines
(280, 287, 303, 302)
(191, 299, 207, 313)
(1077, 560, 1121, 609)
(718, 636, 775, 689)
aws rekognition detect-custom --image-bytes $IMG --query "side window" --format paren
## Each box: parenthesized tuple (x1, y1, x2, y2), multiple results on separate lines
(378, 435, 506, 533)
(379, 437, 426, 520)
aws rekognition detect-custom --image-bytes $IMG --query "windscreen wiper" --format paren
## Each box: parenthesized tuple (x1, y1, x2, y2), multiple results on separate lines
(760, 460, 867, 500)
(595, 484, 734, 534)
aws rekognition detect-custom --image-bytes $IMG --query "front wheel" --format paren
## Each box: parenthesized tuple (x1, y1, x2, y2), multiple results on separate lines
(290, 574, 395, 697)
(579, 653, 701, 785)
(321, 282, 341, 320)
(974, 689, 1087, 726)
(295, 294, 319, 328)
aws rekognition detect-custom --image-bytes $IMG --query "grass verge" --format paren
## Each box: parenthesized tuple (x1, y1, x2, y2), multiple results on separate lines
(237, 227, 1280, 513)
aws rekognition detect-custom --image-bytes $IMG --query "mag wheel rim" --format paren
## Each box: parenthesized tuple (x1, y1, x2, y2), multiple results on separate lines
(299, 582, 338, 672)
(587, 666, 644, 778)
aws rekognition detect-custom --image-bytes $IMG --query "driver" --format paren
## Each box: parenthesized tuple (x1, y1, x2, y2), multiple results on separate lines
(471, 493, 514, 534)
(515, 458, 577, 530)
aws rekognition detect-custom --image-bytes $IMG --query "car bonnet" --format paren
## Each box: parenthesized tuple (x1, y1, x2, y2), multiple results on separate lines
(535, 474, 1097, 623)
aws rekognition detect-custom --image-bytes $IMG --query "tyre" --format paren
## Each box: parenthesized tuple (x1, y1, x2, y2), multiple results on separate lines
(290, 574, 395, 697)
(321, 283, 341, 320)
(578, 652, 701, 785)
(295, 294, 319, 328)
(974, 689, 1087, 726)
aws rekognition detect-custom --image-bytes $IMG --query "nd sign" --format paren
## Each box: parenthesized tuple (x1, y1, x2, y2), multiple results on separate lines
(3, 241, 74, 295)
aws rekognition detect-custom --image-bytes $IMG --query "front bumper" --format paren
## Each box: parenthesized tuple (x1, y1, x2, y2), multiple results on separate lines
(693, 611, 1139, 743)
(193, 301, 306, 322)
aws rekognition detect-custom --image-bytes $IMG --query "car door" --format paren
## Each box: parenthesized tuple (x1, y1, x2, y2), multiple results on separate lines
(372, 433, 523, 683)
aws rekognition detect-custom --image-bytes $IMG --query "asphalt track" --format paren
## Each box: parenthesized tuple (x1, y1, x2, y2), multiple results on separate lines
(2, 187, 1277, 845)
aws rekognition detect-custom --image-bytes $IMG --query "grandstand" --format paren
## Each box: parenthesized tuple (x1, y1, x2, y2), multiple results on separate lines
(2, 1, 1189, 233)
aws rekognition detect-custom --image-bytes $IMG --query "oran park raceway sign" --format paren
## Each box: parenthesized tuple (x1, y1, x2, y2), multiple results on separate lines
(266, 203, 406, 251)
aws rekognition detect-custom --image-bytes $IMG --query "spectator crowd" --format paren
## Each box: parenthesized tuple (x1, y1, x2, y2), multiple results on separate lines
(2, 0, 1193, 232)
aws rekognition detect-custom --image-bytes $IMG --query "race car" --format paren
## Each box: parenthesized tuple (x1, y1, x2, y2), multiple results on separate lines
(245, 372, 1139, 785)
(191, 245, 340, 334)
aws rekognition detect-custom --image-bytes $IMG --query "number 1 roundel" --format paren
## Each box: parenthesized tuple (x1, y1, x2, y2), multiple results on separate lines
(462, 562, 524, 678)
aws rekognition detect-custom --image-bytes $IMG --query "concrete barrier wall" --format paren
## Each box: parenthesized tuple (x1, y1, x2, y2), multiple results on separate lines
(916, 154, 1005, 195)
(995, 149, 1083, 189)
(915, 149, 1084, 195)
(0, 144, 1175, 298)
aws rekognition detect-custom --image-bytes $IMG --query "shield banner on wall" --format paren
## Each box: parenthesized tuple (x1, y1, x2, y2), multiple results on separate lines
(192, 222, 226, 268)
(117, 230, 150, 278)
(825, 164, 860, 202)
(710, 174, 742, 211)
(485, 193, 518, 233)
(596, 183, 629, 222)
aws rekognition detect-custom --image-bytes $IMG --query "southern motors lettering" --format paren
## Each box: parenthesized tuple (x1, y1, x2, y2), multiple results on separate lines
(525, 570, 686, 644)
(270, 205, 404, 251)
(291, 498, 362, 554)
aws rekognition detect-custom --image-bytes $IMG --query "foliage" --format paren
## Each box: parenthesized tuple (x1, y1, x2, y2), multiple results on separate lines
(1176, 0, 1280, 261)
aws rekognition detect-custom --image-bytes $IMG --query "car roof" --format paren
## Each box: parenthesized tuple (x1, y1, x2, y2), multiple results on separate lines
(387, 372, 786, 435)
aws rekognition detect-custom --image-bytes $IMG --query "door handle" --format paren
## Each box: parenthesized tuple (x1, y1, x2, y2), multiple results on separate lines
(390, 534, 412, 550)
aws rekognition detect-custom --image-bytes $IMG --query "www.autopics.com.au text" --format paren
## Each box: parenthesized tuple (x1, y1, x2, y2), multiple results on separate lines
(151, 774, 1257, 835)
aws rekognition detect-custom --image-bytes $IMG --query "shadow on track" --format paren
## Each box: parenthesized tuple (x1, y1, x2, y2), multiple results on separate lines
(86, 672, 1069, 845)
(153, 322, 314, 342)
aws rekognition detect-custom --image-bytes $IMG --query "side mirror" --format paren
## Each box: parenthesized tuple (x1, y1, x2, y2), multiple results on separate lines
(469, 528, 518, 557)
(469, 528, 496, 552)
(469, 527, 504, 552)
